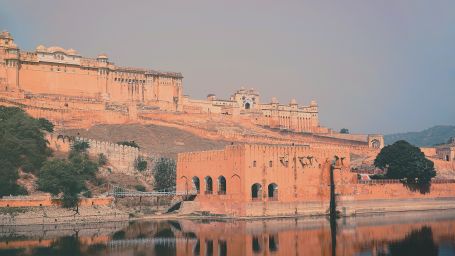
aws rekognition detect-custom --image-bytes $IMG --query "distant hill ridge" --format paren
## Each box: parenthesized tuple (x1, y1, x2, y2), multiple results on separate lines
(385, 125, 455, 147)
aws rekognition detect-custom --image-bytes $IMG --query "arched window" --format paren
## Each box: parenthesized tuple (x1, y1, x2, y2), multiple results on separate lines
(371, 139, 381, 149)
(251, 183, 262, 200)
(218, 176, 226, 195)
(252, 236, 261, 253)
(268, 183, 278, 200)
(269, 234, 279, 252)
(205, 176, 213, 194)
(192, 177, 200, 194)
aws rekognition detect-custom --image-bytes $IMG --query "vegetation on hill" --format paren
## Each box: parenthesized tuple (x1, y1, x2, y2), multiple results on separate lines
(373, 140, 436, 190)
(38, 140, 99, 209)
(153, 158, 176, 191)
(135, 156, 148, 172)
(0, 106, 53, 196)
(384, 125, 455, 146)
(117, 140, 140, 148)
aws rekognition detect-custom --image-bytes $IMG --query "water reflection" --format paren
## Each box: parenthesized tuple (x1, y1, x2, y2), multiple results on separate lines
(1, 211, 455, 256)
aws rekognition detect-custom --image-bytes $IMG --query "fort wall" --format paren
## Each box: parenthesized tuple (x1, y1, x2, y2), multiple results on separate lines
(0, 194, 113, 208)
(47, 134, 141, 173)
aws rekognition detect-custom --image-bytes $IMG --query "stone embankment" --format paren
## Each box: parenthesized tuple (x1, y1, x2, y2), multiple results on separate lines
(0, 206, 128, 226)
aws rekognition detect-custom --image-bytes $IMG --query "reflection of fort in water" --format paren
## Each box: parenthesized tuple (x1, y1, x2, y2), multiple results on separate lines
(1, 211, 455, 256)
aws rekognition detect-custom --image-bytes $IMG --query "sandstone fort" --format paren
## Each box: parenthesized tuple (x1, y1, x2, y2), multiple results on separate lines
(1, 30, 454, 217)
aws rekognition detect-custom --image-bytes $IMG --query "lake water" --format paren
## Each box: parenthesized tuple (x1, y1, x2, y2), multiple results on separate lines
(1, 210, 455, 256)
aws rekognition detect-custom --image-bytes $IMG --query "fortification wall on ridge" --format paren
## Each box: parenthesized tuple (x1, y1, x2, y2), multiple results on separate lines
(47, 134, 141, 173)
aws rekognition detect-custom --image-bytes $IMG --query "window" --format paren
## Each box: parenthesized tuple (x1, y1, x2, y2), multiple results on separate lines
(253, 161, 257, 167)
(218, 176, 226, 195)
(269, 235, 278, 252)
(269, 161, 273, 167)
(219, 240, 227, 256)
(252, 236, 261, 253)
(206, 240, 213, 256)
(251, 183, 262, 200)
(205, 176, 213, 194)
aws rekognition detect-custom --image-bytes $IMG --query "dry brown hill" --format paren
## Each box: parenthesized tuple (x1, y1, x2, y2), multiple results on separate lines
(61, 123, 229, 159)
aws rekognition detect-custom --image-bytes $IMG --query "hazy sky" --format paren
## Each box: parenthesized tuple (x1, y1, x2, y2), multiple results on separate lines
(1, 1, 454, 134)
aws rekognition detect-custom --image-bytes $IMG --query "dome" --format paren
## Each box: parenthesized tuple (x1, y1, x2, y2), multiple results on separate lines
(47, 46, 66, 53)
(36, 45, 47, 52)
(290, 98, 297, 105)
(271, 97, 278, 104)
(310, 99, 318, 107)
(66, 48, 78, 56)
(97, 53, 108, 59)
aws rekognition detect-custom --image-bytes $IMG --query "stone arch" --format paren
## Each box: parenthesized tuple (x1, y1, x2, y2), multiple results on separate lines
(192, 176, 200, 193)
(205, 176, 213, 194)
(57, 134, 64, 141)
(371, 139, 381, 149)
(230, 174, 241, 194)
(218, 176, 226, 195)
(251, 183, 262, 200)
(64, 135, 71, 143)
(268, 183, 278, 200)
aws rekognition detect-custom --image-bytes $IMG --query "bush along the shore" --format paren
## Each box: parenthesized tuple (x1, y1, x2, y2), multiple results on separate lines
(38, 139, 99, 211)
(0, 106, 53, 196)
(373, 140, 436, 193)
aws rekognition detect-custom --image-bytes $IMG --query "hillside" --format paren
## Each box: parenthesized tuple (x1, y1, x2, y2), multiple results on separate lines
(61, 123, 229, 159)
(385, 125, 455, 146)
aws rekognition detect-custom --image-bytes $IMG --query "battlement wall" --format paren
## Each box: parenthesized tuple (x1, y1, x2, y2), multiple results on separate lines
(47, 134, 141, 173)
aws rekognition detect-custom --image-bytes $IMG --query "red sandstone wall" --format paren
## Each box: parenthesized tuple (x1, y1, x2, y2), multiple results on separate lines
(0, 195, 113, 208)
(338, 182, 455, 201)
(19, 64, 102, 98)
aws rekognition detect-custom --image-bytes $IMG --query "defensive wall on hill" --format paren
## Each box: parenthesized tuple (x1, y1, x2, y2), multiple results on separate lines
(47, 133, 142, 173)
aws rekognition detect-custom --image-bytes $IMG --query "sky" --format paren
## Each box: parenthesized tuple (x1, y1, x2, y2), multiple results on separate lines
(1, 0, 454, 134)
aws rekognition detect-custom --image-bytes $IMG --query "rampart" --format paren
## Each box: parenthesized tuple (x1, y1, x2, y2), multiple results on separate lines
(0, 194, 113, 208)
(47, 133, 141, 173)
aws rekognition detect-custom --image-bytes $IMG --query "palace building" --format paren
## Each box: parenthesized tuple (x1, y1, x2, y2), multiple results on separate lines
(0, 30, 384, 147)
(0, 31, 184, 111)
(176, 143, 455, 217)
(0, 31, 331, 134)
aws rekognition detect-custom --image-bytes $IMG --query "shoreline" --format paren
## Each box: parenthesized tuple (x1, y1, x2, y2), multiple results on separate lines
(2, 205, 455, 227)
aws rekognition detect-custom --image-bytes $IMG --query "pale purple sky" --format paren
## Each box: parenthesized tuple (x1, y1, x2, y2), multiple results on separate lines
(1, 0, 454, 134)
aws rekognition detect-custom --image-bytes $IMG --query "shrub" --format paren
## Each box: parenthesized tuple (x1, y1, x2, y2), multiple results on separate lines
(135, 156, 148, 172)
(117, 141, 140, 148)
(135, 185, 146, 192)
(98, 153, 108, 166)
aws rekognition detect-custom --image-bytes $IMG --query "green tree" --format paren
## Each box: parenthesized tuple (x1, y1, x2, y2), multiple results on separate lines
(37, 159, 86, 208)
(153, 158, 176, 191)
(135, 156, 148, 172)
(0, 161, 27, 196)
(374, 140, 436, 186)
(37, 117, 54, 132)
(340, 128, 349, 134)
(69, 152, 99, 182)
(71, 140, 90, 154)
(0, 106, 52, 196)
